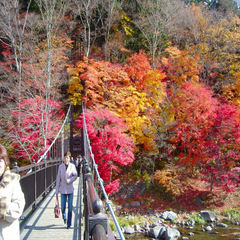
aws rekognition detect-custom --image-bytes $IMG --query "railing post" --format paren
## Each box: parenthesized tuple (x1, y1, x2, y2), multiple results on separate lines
(84, 168, 108, 240)
(89, 197, 108, 239)
(44, 156, 47, 197)
(92, 224, 107, 240)
(33, 162, 37, 210)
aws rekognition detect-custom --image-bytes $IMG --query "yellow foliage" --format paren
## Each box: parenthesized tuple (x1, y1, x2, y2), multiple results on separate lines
(154, 168, 184, 196)
(120, 12, 134, 36)
(143, 69, 166, 111)
(164, 46, 181, 57)
(107, 86, 157, 152)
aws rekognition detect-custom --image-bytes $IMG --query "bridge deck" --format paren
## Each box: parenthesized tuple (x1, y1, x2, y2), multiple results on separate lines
(21, 177, 84, 240)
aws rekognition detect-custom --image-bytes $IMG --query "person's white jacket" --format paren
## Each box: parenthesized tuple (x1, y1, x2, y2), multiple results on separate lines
(0, 169, 25, 240)
(56, 163, 77, 195)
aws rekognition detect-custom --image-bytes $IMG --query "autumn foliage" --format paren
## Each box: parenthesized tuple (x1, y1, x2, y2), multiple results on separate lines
(124, 50, 151, 89)
(170, 82, 218, 166)
(3, 0, 240, 202)
(9, 96, 64, 162)
(68, 44, 240, 195)
(75, 109, 134, 194)
(169, 82, 240, 192)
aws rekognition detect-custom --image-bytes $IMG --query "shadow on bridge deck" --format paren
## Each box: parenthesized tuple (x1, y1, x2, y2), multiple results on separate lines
(21, 177, 84, 240)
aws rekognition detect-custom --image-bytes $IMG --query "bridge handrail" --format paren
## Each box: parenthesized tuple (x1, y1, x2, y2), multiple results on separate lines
(17, 158, 62, 227)
(83, 170, 110, 239)
(15, 159, 62, 177)
(82, 104, 125, 240)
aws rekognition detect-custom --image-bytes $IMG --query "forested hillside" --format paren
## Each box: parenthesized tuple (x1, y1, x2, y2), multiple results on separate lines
(1, 0, 240, 206)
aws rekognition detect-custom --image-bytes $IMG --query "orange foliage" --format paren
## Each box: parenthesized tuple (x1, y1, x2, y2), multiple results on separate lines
(124, 50, 151, 90)
(67, 57, 131, 106)
(162, 46, 200, 87)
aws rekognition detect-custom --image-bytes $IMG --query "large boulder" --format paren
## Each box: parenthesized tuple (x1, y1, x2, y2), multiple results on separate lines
(199, 211, 216, 222)
(148, 226, 166, 239)
(162, 211, 178, 221)
(164, 227, 181, 240)
(124, 227, 135, 234)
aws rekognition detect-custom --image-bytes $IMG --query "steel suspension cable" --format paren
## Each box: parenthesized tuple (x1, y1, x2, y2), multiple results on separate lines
(37, 104, 72, 163)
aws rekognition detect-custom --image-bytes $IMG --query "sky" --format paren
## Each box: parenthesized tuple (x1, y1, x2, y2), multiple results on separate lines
(234, 0, 240, 7)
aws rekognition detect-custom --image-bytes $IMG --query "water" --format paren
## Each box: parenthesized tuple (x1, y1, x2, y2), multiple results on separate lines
(127, 223, 240, 240)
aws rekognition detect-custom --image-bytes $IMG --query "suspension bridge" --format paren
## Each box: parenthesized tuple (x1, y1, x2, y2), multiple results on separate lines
(13, 104, 124, 240)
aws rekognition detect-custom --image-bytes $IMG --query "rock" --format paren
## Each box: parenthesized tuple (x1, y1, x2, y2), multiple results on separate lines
(114, 231, 121, 240)
(115, 205, 122, 210)
(124, 227, 135, 234)
(150, 223, 158, 228)
(199, 210, 216, 222)
(145, 222, 150, 228)
(164, 227, 181, 240)
(162, 211, 178, 221)
(180, 221, 184, 226)
(190, 220, 195, 226)
(188, 232, 194, 236)
(123, 203, 130, 208)
(134, 224, 141, 232)
(148, 226, 166, 239)
(182, 237, 189, 240)
(216, 223, 228, 228)
(194, 197, 203, 206)
(130, 201, 141, 207)
(147, 208, 153, 214)
(158, 219, 163, 224)
(144, 224, 150, 232)
(184, 220, 195, 227)
(158, 226, 167, 239)
(184, 221, 190, 226)
(205, 226, 212, 232)
(117, 182, 146, 199)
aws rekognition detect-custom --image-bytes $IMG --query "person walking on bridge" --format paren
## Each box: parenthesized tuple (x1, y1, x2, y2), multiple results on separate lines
(56, 151, 77, 229)
(0, 144, 25, 240)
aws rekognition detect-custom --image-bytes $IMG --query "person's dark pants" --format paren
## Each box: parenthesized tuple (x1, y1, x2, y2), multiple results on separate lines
(61, 193, 73, 228)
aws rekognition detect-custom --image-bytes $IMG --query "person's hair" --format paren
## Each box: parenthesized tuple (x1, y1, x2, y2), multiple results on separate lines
(0, 144, 9, 166)
(64, 151, 71, 157)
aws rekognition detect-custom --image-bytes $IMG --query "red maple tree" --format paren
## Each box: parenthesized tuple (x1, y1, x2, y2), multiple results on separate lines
(75, 109, 134, 194)
(9, 96, 64, 162)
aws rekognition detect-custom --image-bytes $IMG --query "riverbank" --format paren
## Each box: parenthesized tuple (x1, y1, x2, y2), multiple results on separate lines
(110, 209, 240, 240)
(109, 179, 240, 239)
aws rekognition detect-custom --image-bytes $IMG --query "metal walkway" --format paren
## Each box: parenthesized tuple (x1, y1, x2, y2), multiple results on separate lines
(20, 176, 84, 240)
